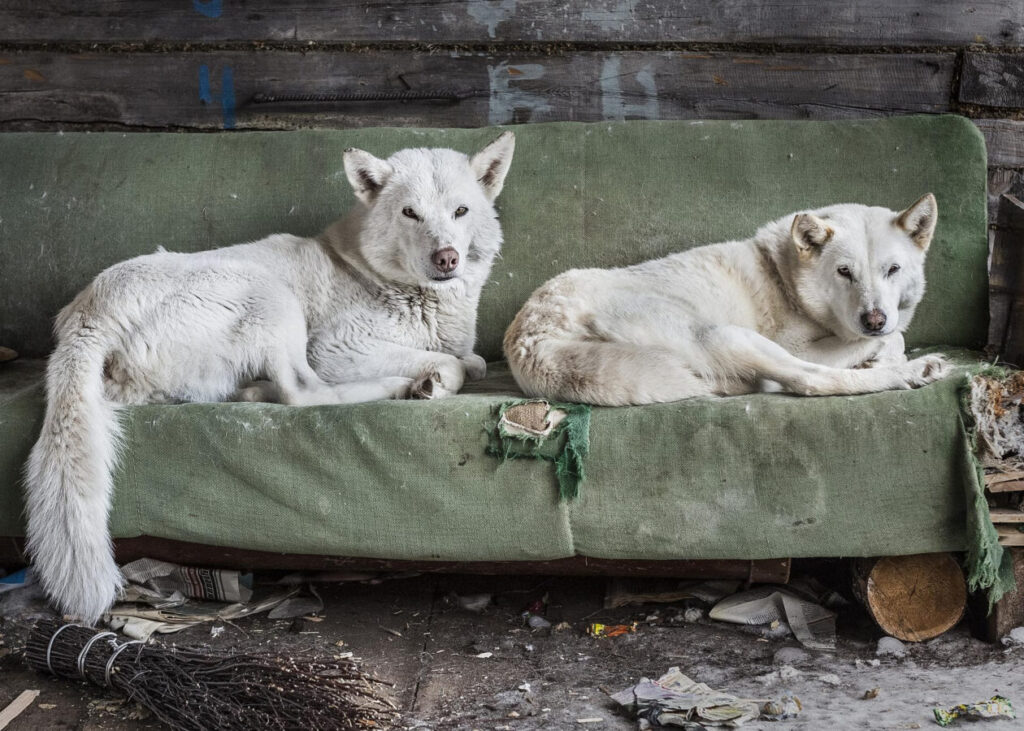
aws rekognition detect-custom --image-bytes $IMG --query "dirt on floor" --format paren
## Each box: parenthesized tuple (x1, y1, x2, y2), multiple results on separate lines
(1, 568, 1022, 730)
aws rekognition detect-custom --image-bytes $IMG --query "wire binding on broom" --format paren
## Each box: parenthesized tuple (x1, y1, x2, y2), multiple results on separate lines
(26, 618, 397, 730)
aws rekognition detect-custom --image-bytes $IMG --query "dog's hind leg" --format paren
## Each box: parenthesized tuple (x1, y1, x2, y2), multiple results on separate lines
(509, 339, 714, 406)
(703, 326, 949, 396)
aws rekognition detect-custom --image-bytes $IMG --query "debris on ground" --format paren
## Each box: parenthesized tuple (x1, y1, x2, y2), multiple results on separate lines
(588, 622, 638, 638)
(933, 695, 1015, 727)
(709, 584, 836, 649)
(105, 558, 311, 639)
(456, 593, 493, 613)
(0, 568, 32, 595)
(0, 689, 40, 728)
(611, 666, 762, 727)
(120, 558, 253, 603)
(1001, 626, 1024, 647)
(877, 636, 908, 658)
(862, 687, 880, 700)
(760, 693, 803, 721)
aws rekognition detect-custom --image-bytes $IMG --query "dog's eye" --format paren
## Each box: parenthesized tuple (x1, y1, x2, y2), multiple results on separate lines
(837, 266, 853, 280)
(454, 206, 468, 218)
(887, 264, 901, 276)
(402, 207, 420, 221)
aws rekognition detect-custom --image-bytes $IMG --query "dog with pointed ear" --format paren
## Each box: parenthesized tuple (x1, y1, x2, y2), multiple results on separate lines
(896, 193, 937, 250)
(334, 132, 516, 290)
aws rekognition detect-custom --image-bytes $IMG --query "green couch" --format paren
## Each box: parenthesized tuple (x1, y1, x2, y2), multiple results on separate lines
(0, 116, 1003, 592)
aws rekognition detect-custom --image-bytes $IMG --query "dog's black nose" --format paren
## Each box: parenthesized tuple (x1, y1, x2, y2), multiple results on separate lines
(431, 247, 459, 274)
(861, 309, 887, 332)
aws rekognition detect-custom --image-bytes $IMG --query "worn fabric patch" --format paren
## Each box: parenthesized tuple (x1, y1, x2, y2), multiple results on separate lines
(961, 367, 1022, 608)
(488, 399, 592, 500)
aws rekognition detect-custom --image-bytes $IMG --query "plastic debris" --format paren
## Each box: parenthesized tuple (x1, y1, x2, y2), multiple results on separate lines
(526, 614, 552, 630)
(0, 568, 32, 595)
(876, 636, 907, 658)
(456, 593, 492, 613)
(588, 622, 638, 638)
(709, 585, 835, 649)
(761, 693, 802, 721)
(1001, 626, 1024, 646)
(933, 696, 1015, 727)
(611, 667, 761, 727)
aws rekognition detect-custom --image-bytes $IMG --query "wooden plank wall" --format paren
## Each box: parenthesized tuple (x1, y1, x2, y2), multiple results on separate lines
(2, 1, 1023, 349)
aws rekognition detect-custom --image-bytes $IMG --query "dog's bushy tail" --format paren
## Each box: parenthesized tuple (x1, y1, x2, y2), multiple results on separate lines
(24, 313, 123, 625)
(507, 337, 712, 406)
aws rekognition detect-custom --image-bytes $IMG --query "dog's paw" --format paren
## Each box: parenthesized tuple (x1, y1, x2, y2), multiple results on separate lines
(901, 355, 951, 388)
(460, 354, 487, 381)
(408, 370, 453, 400)
(377, 376, 414, 400)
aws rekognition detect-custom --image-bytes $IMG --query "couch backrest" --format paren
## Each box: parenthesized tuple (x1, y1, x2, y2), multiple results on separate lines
(0, 116, 988, 360)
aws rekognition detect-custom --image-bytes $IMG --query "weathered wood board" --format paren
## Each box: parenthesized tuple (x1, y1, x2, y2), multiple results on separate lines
(961, 52, 1024, 109)
(976, 119, 1024, 168)
(0, 50, 956, 130)
(1, 0, 1022, 46)
(989, 195, 1024, 362)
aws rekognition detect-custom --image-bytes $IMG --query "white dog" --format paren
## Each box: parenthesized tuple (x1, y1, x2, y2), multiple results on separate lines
(25, 132, 515, 623)
(505, 195, 950, 406)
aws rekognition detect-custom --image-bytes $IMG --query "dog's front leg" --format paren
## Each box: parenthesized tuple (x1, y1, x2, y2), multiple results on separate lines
(796, 334, 896, 369)
(365, 345, 469, 399)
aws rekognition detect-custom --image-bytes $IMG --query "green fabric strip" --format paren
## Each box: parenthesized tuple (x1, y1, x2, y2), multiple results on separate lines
(488, 400, 592, 500)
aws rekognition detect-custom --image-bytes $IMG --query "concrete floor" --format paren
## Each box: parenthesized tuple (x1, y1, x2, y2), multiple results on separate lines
(1, 571, 1022, 730)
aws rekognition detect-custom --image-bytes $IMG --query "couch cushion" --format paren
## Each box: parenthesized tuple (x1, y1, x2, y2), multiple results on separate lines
(0, 115, 989, 360)
(0, 354, 983, 560)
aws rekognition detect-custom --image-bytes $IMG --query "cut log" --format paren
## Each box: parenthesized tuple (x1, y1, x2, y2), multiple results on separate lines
(852, 553, 967, 642)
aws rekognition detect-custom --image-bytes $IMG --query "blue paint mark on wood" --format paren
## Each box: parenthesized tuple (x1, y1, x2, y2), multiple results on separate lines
(193, 0, 222, 18)
(198, 64, 236, 129)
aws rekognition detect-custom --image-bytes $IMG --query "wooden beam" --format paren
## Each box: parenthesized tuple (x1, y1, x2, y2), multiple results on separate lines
(988, 195, 1024, 364)
(976, 120, 1024, 169)
(961, 52, 1024, 109)
(0, 50, 956, 131)
(990, 508, 1024, 523)
(0, 1, 1021, 46)
(985, 469, 1024, 492)
(998, 525, 1024, 545)
(0, 535, 792, 583)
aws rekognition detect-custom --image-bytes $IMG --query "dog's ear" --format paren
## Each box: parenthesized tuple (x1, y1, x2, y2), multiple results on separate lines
(896, 193, 937, 251)
(471, 131, 516, 202)
(343, 148, 394, 205)
(790, 213, 833, 258)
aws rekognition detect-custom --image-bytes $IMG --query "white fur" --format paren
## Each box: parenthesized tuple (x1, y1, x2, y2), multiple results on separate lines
(505, 194, 950, 406)
(24, 133, 515, 624)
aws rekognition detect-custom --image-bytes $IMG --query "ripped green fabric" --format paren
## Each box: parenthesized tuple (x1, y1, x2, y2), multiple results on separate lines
(959, 372, 1017, 610)
(487, 399, 592, 500)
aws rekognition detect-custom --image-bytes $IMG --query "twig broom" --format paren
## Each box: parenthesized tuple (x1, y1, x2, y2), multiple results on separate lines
(25, 618, 396, 730)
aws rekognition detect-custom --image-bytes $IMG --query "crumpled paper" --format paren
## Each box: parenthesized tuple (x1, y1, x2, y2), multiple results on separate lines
(106, 558, 309, 640)
(611, 667, 761, 727)
(933, 695, 1015, 726)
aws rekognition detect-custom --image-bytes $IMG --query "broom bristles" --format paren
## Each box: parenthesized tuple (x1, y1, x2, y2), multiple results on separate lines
(25, 619, 396, 730)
